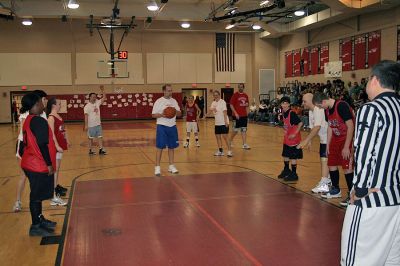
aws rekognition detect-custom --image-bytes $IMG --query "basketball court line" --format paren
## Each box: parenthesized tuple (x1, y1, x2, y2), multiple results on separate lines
(54, 160, 345, 265)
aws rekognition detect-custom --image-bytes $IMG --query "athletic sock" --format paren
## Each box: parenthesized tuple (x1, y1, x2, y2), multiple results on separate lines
(291, 164, 297, 174)
(329, 170, 340, 189)
(284, 161, 290, 171)
(345, 173, 354, 191)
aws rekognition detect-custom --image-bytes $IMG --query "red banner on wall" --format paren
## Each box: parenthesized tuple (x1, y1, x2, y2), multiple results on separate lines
(319, 43, 329, 74)
(340, 38, 353, 71)
(285, 51, 293, 77)
(367, 31, 381, 68)
(301, 47, 310, 76)
(293, 49, 301, 77)
(50, 93, 182, 121)
(354, 34, 367, 70)
(310, 46, 320, 75)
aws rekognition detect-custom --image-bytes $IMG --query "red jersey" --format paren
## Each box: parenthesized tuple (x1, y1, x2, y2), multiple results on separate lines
(21, 115, 56, 173)
(230, 92, 249, 117)
(327, 100, 354, 143)
(49, 115, 68, 150)
(185, 103, 197, 122)
(283, 110, 301, 146)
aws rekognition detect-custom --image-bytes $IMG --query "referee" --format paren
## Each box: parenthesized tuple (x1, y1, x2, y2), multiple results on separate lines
(341, 60, 400, 265)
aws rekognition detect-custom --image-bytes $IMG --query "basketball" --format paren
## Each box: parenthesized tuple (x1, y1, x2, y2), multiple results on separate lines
(163, 106, 176, 118)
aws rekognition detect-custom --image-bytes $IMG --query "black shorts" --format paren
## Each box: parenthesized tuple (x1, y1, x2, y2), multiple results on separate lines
(233, 116, 248, 130)
(24, 170, 54, 201)
(282, 144, 303, 159)
(215, 125, 229, 135)
(320, 144, 327, 158)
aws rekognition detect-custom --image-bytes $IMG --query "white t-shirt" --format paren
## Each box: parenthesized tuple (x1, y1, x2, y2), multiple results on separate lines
(210, 99, 229, 126)
(309, 106, 328, 144)
(18, 111, 47, 141)
(151, 97, 180, 127)
(84, 100, 102, 128)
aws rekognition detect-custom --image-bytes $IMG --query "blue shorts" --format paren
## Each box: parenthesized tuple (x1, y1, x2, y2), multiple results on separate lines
(156, 125, 179, 149)
(88, 125, 103, 139)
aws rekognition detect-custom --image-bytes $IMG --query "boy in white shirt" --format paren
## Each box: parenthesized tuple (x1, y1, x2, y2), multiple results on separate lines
(209, 91, 232, 157)
(298, 93, 331, 193)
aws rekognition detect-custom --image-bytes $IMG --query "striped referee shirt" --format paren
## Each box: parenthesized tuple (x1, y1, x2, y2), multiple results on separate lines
(353, 92, 400, 208)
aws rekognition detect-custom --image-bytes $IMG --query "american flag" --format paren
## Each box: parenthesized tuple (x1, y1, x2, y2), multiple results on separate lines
(216, 33, 235, 72)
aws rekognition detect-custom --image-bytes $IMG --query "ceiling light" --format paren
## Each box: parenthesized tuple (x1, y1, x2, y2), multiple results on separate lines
(252, 24, 262, 30)
(147, 1, 159, 11)
(181, 22, 190, 29)
(226, 23, 235, 30)
(22, 19, 32, 26)
(260, 0, 269, 6)
(67, 0, 79, 9)
(294, 10, 305, 16)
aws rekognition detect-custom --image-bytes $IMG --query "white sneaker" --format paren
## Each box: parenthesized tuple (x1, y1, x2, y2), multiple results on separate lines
(155, 166, 161, 176)
(195, 141, 200, 147)
(242, 144, 251, 150)
(168, 165, 179, 174)
(311, 177, 331, 193)
(227, 151, 233, 157)
(13, 200, 22, 212)
(183, 142, 189, 148)
(214, 151, 224, 156)
(50, 196, 67, 206)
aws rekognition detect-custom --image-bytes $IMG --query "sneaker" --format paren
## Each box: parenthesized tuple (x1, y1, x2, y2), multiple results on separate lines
(155, 166, 161, 176)
(227, 151, 233, 157)
(278, 168, 291, 179)
(214, 151, 224, 156)
(29, 224, 54, 237)
(56, 184, 68, 193)
(13, 200, 22, 212)
(99, 148, 107, 155)
(55, 186, 66, 197)
(242, 144, 251, 150)
(183, 142, 189, 148)
(311, 177, 331, 193)
(195, 141, 200, 147)
(284, 172, 298, 182)
(89, 150, 96, 155)
(168, 165, 179, 174)
(321, 187, 342, 199)
(50, 196, 67, 206)
(340, 194, 350, 207)
(39, 214, 57, 228)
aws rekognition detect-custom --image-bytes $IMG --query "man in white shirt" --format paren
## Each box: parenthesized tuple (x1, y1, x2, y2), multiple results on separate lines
(151, 84, 182, 176)
(298, 93, 331, 193)
(84, 85, 107, 155)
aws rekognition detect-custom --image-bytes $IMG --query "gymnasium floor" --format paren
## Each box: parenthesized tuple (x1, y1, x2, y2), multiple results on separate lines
(0, 120, 347, 266)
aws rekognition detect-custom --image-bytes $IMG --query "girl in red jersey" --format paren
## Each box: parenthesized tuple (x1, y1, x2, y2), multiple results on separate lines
(183, 95, 201, 148)
(20, 93, 57, 237)
(47, 98, 69, 206)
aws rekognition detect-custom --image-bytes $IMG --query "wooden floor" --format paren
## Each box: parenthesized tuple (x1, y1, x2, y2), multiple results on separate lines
(0, 119, 348, 266)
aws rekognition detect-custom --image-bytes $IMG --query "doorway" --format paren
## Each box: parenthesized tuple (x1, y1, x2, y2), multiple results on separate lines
(10, 91, 29, 123)
(221, 88, 234, 117)
(181, 88, 207, 118)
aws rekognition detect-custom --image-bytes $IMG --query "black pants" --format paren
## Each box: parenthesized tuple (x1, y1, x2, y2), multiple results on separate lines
(24, 170, 54, 224)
